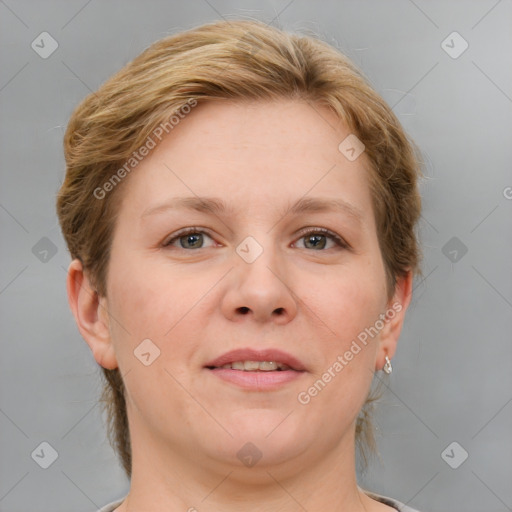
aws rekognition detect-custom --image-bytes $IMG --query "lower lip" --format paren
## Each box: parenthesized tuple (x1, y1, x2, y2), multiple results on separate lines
(206, 368, 305, 390)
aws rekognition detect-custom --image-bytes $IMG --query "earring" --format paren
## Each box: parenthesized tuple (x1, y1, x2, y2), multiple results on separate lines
(383, 355, 393, 375)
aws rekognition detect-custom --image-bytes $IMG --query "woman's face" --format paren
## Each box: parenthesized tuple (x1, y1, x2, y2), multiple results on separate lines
(91, 99, 409, 474)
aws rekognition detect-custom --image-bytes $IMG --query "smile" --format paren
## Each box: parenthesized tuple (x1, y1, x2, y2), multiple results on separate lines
(208, 360, 291, 371)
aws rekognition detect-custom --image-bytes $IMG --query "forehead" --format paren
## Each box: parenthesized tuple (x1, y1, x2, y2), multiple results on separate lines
(116, 99, 375, 227)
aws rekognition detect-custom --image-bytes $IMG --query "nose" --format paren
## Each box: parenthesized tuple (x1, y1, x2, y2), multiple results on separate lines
(220, 238, 298, 324)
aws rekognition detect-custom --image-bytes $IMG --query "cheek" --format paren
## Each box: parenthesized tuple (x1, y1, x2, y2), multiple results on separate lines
(105, 258, 203, 417)
(294, 256, 385, 409)
(295, 271, 382, 427)
(108, 249, 183, 320)
(106, 254, 215, 365)
(307, 263, 385, 344)
(104, 255, 177, 363)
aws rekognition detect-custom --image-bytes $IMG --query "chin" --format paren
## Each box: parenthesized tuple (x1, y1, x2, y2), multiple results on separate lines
(228, 408, 296, 436)
(224, 412, 309, 461)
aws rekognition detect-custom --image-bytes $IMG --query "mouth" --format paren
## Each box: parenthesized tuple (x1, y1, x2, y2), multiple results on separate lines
(204, 348, 306, 372)
(206, 360, 293, 371)
(204, 348, 306, 390)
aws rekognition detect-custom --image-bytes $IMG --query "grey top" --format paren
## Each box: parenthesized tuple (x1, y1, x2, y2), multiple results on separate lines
(97, 492, 422, 511)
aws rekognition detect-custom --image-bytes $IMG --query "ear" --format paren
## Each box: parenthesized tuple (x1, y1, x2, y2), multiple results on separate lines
(375, 270, 413, 372)
(66, 259, 118, 370)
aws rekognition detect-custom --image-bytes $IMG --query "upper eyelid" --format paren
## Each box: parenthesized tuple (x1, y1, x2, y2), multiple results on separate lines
(162, 227, 215, 247)
(163, 226, 348, 248)
(294, 227, 349, 248)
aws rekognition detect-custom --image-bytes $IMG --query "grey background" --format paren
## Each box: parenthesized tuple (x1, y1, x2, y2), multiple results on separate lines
(1, 1, 511, 511)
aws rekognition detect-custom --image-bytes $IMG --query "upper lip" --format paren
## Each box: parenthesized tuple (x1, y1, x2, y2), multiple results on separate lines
(204, 348, 306, 371)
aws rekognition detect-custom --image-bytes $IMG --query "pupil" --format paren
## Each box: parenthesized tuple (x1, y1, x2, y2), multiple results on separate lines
(306, 234, 325, 249)
(182, 233, 202, 248)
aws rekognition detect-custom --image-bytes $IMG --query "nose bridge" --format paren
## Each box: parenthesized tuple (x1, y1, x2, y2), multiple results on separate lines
(222, 232, 298, 323)
(236, 232, 283, 291)
(238, 235, 282, 285)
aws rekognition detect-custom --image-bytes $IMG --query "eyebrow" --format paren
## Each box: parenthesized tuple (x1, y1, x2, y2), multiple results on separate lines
(141, 196, 365, 225)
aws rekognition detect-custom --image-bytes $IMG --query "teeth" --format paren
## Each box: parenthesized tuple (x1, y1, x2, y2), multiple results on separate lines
(220, 361, 291, 371)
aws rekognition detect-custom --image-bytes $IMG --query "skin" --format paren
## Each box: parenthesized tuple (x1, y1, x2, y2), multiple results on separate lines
(67, 99, 412, 512)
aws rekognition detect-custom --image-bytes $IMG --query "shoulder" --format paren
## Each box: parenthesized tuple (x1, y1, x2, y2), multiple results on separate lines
(96, 496, 125, 512)
(364, 490, 423, 512)
(97, 493, 422, 512)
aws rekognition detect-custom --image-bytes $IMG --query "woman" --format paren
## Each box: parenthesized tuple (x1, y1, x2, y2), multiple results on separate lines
(57, 19, 423, 512)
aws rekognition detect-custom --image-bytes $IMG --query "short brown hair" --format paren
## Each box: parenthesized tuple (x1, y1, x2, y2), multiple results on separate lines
(56, 19, 422, 479)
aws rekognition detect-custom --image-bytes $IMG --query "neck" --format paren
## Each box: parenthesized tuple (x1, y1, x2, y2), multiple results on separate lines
(117, 419, 371, 512)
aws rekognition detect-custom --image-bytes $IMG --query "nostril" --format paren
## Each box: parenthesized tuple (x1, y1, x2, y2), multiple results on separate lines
(274, 307, 284, 315)
(239, 306, 250, 314)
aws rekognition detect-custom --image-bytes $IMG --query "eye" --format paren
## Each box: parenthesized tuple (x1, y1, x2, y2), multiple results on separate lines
(293, 228, 349, 250)
(162, 227, 349, 251)
(163, 228, 216, 249)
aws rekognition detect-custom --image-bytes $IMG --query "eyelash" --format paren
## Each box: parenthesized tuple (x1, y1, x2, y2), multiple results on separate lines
(162, 227, 349, 250)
